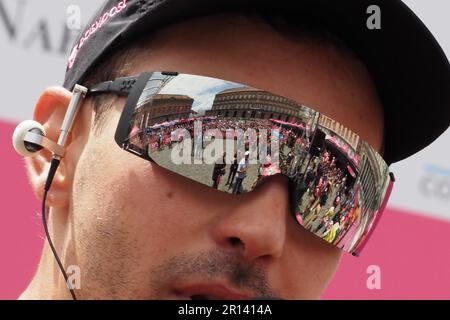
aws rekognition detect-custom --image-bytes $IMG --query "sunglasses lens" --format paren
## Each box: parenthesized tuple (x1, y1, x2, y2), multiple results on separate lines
(121, 72, 393, 255)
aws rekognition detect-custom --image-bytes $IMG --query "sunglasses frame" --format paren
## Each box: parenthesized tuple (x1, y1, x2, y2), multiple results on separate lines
(86, 70, 395, 256)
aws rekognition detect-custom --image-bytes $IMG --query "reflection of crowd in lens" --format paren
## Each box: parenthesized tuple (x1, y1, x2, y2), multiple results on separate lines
(133, 117, 300, 193)
(294, 149, 361, 247)
(138, 117, 294, 154)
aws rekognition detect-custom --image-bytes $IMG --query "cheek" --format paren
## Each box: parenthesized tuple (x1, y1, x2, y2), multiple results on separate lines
(72, 138, 212, 257)
(276, 220, 342, 299)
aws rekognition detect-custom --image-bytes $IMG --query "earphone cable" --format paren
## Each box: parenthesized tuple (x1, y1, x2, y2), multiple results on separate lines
(42, 159, 77, 300)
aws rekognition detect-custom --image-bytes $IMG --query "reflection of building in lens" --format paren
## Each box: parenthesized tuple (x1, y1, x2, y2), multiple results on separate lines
(317, 114, 360, 152)
(134, 94, 196, 127)
(358, 142, 390, 212)
(205, 87, 310, 122)
(348, 142, 390, 252)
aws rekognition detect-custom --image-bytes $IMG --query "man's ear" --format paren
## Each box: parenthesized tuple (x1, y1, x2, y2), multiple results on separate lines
(25, 87, 73, 208)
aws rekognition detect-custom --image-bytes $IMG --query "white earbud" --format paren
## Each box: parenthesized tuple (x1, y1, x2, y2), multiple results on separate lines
(12, 120, 44, 156)
(12, 84, 88, 159)
(12, 120, 64, 157)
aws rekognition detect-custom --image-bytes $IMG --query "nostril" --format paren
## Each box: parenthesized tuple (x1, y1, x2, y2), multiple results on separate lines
(229, 236, 244, 248)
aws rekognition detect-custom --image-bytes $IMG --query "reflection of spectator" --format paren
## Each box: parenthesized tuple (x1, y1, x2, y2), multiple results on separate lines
(316, 161, 325, 177)
(325, 206, 336, 220)
(304, 203, 322, 229)
(212, 153, 227, 189)
(334, 205, 361, 247)
(194, 133, 203, 159)
(157, 132, 164, 150)
(315, 216, 333, 235)
(320, 186, 329, 207)
(233, 151, 250, 194)
(323, 222, 340, 243)
(305, 169, 316, 188)
(226, 154, 238, 188)
(333, 194, 341, 208)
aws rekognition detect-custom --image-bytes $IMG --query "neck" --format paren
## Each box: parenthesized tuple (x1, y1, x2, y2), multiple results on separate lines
(20, 207, 74, 300)
(19, 244, 71, 300)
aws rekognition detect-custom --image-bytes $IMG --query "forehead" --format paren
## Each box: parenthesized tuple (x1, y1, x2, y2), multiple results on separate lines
(126, 13, 384, 152)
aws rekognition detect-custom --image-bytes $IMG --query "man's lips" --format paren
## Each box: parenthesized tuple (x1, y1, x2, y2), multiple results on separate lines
(174, 283, 253, 300)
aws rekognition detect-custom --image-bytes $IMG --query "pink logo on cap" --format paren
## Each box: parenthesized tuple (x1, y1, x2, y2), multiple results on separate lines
(67, 0, 128, 70)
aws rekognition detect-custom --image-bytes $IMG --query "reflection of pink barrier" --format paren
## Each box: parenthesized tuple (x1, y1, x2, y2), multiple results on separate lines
(326, 136, 359, 166)
(270, 119, 305, 130)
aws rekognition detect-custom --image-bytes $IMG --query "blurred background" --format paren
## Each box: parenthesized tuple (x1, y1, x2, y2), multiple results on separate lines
(0, 0, 449, 299)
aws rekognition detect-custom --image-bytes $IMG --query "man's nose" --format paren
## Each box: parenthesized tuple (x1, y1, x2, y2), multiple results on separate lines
(211, 175, 290, 262)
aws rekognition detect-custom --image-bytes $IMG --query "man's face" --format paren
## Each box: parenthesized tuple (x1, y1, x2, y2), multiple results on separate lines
(62, 14, 384, 299)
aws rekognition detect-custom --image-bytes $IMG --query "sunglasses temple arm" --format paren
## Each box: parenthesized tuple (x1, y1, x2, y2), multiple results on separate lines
(87, 76, 139, 96)
(352, 172, 396, 257)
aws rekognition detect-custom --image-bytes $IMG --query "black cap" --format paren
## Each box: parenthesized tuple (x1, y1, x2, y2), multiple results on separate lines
(63, 0, 450, 165)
